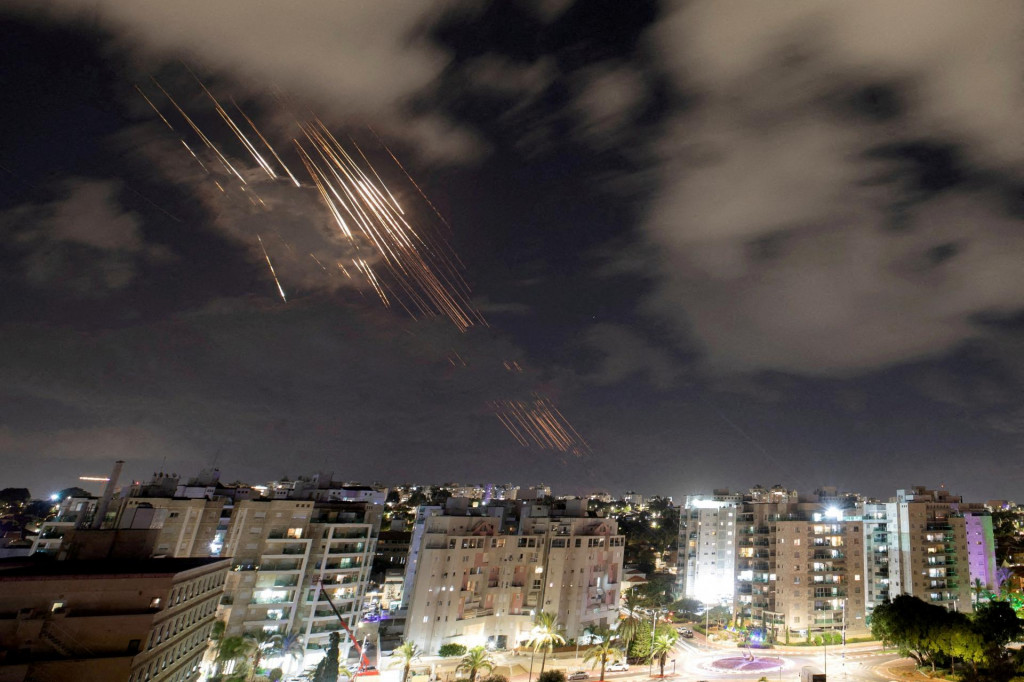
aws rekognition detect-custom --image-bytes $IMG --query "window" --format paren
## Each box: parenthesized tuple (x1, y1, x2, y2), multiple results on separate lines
(51, 601, 65, 613)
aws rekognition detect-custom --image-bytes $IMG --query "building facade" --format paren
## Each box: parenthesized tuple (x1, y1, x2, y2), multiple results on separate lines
(402, 498, 624, 654)
(0, 557, 228, 682)
(676, 492, 741, 604)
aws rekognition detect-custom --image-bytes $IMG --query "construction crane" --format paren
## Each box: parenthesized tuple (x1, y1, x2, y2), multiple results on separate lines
(319, 578, 379, 677)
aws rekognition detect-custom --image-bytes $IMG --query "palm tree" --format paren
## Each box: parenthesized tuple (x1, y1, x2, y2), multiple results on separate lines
(244, 629, 283, 680)
(972, 578, 989, 607)
(527, 611, 566, 677)
(457, 645, 495, 682)
(390, 640, 421, 682)
(274, 631, 306, 674)
(583, 629, 624, 682)
(617, 592, 644, 657)
(216, 635, 257, 677)
(648, 629, 678, 678)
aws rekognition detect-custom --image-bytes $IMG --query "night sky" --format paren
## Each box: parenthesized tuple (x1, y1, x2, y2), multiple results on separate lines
(3, 1, 1023, 502)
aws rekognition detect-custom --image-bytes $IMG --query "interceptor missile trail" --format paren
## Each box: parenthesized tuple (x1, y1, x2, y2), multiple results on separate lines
(257, 234, 287, 302)
(135, 75, 589, 454)
(150, 77, 247, 183)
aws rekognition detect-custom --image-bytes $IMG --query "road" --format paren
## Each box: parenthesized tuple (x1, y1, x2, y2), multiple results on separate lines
(500, 632, 918, 682)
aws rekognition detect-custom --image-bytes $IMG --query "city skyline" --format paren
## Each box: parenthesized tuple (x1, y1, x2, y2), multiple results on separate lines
(3, 2, 1024, 501)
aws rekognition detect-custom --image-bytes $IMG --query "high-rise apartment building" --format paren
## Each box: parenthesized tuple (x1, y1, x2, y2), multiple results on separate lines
(885, 487, 991, 613)
(676, 491, 741, 604)
(402, 498, 624, 654)
(218, 498, 381, 658)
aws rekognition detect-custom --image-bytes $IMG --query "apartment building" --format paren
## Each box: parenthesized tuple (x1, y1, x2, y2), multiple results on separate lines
(886, 487, 989, 612)
(31, 496, 99, 555)
(0, 556, 228, 682)
(732, 491, 873, 639)
(676, 491, 741, 604)
(771, 514, 868, 638)
(861, 502, 891, 612)
(218, 498, 381, 658)
(403, 498, 624, 654)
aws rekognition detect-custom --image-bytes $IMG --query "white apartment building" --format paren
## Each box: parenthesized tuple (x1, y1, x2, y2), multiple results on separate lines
(218, 499, 381, 658)
(403, 499, 624, 654)
(676, 492, 740, 604)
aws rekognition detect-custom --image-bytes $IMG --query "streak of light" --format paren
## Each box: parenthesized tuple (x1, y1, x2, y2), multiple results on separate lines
(232, 99, 301, 187)
(296, 119, 486, 331)
(151, 77, 247, 183)
(490, 395, 590, 456)
(134, 84, 174, 131)
(79, 476, 110, 482)
(257, 234, 287, 303)
(140, 77, 485, 331)
(503, 360, 523, 373)
(369, 126, 453, 233)
(180, 139, 209, 173)
(190, 75, 278, 181)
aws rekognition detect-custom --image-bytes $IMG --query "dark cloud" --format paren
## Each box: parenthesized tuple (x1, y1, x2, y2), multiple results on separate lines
(630, 0, 1024, 374)
(1, 179, 170, 296)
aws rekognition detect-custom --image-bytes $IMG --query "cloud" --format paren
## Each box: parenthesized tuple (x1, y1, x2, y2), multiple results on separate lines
(21, 0, 481, 163)
(1, 178, 167, 295)
(632, 0, 1024, 375)
(582, 323, 683, 389)
(572, 63, 649, 145)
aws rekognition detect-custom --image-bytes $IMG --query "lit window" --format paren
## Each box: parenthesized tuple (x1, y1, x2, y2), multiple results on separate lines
(51, 601, 65, 613)
(150, 598, 162, 609)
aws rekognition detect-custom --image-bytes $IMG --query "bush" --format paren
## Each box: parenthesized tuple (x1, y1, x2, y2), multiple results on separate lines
(269, 669, 284, 682)
(538, 671, 566, 682)
(439, 643, 468, 657)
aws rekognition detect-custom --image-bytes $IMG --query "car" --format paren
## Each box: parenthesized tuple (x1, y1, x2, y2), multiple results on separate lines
(606, 662, 630, 672)
(568, 671, 590, 680)
(677, 628, 694, 638)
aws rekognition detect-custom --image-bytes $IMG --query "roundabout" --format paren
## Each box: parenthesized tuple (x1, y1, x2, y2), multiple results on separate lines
(708, 656, 784, 674)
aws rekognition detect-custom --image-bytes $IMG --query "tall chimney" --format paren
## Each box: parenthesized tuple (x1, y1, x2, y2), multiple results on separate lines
(91, 459, 124, 530)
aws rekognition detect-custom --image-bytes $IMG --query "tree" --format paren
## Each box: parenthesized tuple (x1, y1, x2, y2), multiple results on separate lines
(273, 632, 305, 674)
(971, 600, 1023, 647)
(537, 672, 565, 682)
(527, 612, 566, 677)
(870, 596, 951, 670)
(648, 628, 678, 677)
(617, 592, 643, 655)
(439, 643, 467, 657)
(244, 630, 283, 680)
(972, 578, 989, 607)
(669, 598, 703, 619)
(216, 636, 257, 678)
(583, 628, 623, 681)
(390, 641, 421, 682)
(627, 621, 654, 661)
(313, 632, 341, 682)
(456, 646, 495, 682)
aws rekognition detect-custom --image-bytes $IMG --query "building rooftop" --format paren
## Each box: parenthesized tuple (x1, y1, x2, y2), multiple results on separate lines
(0, 556, 229, 580)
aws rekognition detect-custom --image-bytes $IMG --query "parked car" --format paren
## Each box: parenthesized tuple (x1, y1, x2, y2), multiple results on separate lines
(606, 661, 630, 672)
(678, 628, 694, 638)
(568, 671, 590, 680)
